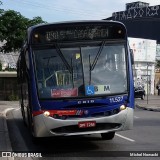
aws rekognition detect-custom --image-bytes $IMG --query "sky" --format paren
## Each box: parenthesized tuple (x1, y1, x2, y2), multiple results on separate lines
(1, 0, 160, 23)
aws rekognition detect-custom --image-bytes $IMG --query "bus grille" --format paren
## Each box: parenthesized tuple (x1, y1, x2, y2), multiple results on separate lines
(51, 108, 120, 120)
(51, 123, 121, 134)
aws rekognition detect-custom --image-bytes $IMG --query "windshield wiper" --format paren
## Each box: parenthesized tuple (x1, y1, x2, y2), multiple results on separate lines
(90, 40, 106, 71)
(89, 54, 91, 85)
(43, 56, 57, 85)
(54, 43, 72, 74)
(54, 43, 75, 88)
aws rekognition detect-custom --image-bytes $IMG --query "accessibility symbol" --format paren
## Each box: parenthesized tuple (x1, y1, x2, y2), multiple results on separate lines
(85, 85, 95, 95)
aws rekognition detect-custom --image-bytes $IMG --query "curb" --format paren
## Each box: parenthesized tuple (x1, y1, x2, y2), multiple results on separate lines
(2, 108, 33, 160)
(135, 103, 160, 112)
(1, 109, 14, 160)
(2, 111, 13, 151)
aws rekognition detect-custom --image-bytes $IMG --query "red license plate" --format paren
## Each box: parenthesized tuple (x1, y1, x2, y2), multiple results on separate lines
(78, 121, 96, 128)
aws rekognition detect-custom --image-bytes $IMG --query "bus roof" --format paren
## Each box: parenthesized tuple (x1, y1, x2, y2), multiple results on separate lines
(27, 20, 126, 33)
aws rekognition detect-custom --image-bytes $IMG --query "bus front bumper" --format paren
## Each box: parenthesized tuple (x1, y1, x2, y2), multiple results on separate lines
(33, 107, 133, 137)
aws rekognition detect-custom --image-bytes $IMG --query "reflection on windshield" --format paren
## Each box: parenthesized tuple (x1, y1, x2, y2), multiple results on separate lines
(82, 45, 127, 96)
(33, 43, 127, 99)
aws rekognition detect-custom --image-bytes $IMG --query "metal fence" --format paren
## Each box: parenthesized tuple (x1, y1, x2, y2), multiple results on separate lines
(0, 72, 19, 100)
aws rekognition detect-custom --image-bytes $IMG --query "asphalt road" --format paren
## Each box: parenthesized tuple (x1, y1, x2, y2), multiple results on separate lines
(5, 104, 160, 160)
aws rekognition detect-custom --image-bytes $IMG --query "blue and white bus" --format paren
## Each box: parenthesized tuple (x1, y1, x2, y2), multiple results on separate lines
(17, 20, 134, 140)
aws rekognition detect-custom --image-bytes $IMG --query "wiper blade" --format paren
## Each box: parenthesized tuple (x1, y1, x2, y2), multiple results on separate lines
(90, 40, 106, 71)
(54, 43, 72, 73)
(89, 54, 91, 85)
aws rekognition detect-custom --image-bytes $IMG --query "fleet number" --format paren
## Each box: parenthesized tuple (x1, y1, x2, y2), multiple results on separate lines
(109, 96, 123, 103)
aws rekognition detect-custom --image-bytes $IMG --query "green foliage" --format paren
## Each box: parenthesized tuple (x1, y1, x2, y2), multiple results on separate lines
(5, 66, 17, 71)
(156, 59, 160, 68)
(8, 94, 19, 101)
(0, 9, 46, 52)
(28, 16, 45, 27)
(0, 10, 27, 52)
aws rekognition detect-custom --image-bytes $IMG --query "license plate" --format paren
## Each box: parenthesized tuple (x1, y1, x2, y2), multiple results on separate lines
(78, 121, 96, 128)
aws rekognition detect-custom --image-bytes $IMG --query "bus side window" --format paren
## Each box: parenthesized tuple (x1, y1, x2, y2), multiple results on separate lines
(130, 49, 134, 65)
(17, 57, 21, 83)
(19, 50, 27, 83)
(25, 49, 29, 69)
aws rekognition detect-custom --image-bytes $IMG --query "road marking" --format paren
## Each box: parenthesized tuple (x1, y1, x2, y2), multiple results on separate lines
(115, 133, 135, 142)
(134, 116, 140, 119)
(3, 108, 15, 116)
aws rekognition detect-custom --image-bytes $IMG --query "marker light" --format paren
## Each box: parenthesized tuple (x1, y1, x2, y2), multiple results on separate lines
(34, 34, 39, 38)
(118, 30, 122, 34)
(120, 105, 126, 111)
(43, 111, 50, 117)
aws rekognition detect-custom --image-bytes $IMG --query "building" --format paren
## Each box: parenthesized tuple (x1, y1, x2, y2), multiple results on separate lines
(0, 42, 19, 100)
(0, 71, 18, 100)
(105, 1, 160, 94)
(106, 1, 160, 44)
(128, 37, 157, 95)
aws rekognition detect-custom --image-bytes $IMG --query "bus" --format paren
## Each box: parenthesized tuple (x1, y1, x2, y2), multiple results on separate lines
(17, 20, 134, 140)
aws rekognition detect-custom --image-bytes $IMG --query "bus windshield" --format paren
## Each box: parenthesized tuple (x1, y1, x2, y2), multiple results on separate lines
(33, 42, 127, 99)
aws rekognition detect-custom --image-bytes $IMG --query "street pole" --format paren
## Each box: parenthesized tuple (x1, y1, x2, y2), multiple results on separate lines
(147, 63, 149, 104)
(147, 62, 152, 104)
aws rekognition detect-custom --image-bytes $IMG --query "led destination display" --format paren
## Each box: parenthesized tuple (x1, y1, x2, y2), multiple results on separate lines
(31, 23, 125, 43)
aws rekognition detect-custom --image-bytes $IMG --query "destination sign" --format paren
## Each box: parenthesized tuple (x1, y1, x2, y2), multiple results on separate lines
(45, 28, 109, 41)
(31, 23, 125, 44)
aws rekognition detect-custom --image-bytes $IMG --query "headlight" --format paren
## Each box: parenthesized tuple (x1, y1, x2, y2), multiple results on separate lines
(120, 105, 126, 111)
(43, 111, 50, 117)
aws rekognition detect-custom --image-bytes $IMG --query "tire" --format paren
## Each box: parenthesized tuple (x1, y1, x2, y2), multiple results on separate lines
(31, 135, 42, 144)
(101, 132, 115, 140)
(27, 106, 42, 144)
(21, 104, 27, 126)
(20, 87, 27, 126)
(26, 84, 41, 143)
(141, 94, 145, 100)
(27, 107, 34, 136)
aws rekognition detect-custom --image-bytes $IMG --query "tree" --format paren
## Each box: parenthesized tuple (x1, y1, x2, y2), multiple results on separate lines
(0, 10, 46, 52)
(28, 16, 45, 27)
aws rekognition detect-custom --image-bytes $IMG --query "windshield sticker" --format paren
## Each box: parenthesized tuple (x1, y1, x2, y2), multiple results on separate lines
(85, 85, 111, 96)
(85, 85, 95, 95)
(76, 53, 80, 59)
(94, 85, 111, 95)
(51, 88, 78, 98)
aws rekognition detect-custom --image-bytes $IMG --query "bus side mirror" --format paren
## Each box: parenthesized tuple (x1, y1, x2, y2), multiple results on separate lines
(130, 49, 134, 65)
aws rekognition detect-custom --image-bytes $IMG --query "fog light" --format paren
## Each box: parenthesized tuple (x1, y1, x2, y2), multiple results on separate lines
(44, 111, 50, 117)
(120, 105, 126, 111)
(113, 109, 119, 114)
(104, 111, 111, 116)
(53, 114, 58, 119)
(61, 115, 67, 120)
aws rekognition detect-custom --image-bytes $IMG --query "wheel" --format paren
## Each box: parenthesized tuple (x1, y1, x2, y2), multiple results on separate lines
(20, 87, 27, 126)
(21, 104, 27, 126)
(101, 132, 115, 140)
(27, 107, 34, 136)
(141, 94, 145, 100)
(31, 135, 42, 144)
(27, 106, 42, 144)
